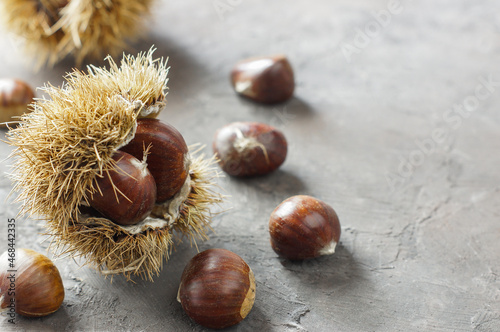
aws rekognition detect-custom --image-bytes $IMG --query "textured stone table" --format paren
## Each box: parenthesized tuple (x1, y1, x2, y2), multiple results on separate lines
(1, 0, 499, 331)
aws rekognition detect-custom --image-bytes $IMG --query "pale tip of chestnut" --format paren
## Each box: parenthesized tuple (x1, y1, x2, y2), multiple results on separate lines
(318, 239, 338, 256)
(240, 268, 256, 319)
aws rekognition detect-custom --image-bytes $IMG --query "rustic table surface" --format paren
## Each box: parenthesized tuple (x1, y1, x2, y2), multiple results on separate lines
(1, 0, 499, 331)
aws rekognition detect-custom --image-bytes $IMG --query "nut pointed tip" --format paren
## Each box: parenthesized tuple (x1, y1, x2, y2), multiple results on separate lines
(319, 240, 338, 256)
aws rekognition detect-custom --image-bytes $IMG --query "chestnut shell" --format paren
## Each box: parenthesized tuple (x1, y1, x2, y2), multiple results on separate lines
(0, 78, 35, 123)
(231, 55, 295, 104)
(178, 248, 256, 329)
(89, 150, 157, 226)
(269, 195, 341, 260)
(213, 121, 287, 177)
(120, 118, 189, 202)
(0, 248, 64, 317)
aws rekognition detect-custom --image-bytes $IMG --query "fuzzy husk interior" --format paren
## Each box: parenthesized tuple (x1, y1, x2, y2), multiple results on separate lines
(6, 50, 221, 280)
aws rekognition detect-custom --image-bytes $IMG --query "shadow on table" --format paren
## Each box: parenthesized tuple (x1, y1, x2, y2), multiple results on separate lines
(3, 306, 72, 332)
(278, 244, 365, 292)
(230, 169, 308, 196)
(243, 96, 317, 125)
(132, 35, 210, 100)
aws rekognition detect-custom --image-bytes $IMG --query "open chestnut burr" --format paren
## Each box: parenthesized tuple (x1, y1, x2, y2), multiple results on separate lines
(2, 0, 155, 67)
(7, 49, 222, 280)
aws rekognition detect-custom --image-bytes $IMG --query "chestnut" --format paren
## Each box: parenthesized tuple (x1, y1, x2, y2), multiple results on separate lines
(177, 248, 256, 329)
(269, 195, 341, 260)
(231, 55, 294, 104)
(120, 118, 190, 202)
(89, 150, 157, 226)
(0, 248, 64, 317)
(0, 78, 35, 123)
(212, 121, 287, 177)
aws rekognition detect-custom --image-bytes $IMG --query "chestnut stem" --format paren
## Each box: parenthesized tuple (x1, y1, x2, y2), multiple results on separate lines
(319, 240, 338, 256)
(233, 128, 270, 164)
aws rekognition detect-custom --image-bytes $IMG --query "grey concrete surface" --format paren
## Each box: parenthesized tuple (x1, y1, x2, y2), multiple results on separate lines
(1, 0, 500, 331)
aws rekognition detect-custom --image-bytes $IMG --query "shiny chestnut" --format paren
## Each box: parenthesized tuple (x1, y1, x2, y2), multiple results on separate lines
(90, 150, 157, 225)
(231, 55, 294, 104)
(213, 121, 287, 177)
(120, 118, 189, 202)
(269, 195, 341, 260)
(0, 248, 64, 317)
(0, 78, 35, 123)
(177, 248, 256, 329)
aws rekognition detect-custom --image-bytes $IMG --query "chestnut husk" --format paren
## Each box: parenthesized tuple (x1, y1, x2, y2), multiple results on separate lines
(1, 0, 155, 67)
(6, 50, 222, 280)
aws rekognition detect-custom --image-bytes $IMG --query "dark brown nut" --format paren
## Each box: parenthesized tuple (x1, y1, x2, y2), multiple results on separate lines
(177, 248, 256, 329)
(0, 78, 35, 123)
(231, 55, 294, 104)
(0, 248, 64, 317)
(212, 121, 287, 177)
(120, 118, 189, 202)
(269, 195, 341, 260)
(90, 150, 157, 226)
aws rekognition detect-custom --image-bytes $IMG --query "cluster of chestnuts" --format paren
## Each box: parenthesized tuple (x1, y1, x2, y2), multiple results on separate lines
(1, 53, 342, 331)
(174, 55, 342, 329)
(89, 118, 190, 226)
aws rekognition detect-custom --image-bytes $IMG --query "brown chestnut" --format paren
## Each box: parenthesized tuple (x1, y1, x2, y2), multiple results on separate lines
(213, 121, 287, 177)
(231, 55, 294, 104)
(269, 195, 341, 260)
(0, 78, 35, 123)
(90, 150, 157, 226)
(0, 248, 64, 317)
(177, 248, 256, 329)
(120, 118, 189, 202)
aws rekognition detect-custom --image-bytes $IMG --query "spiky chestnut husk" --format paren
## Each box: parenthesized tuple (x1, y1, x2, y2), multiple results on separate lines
(0, 0, 68, 67)
(6, 50, 222, 280)
(1, 0, 154, 67)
